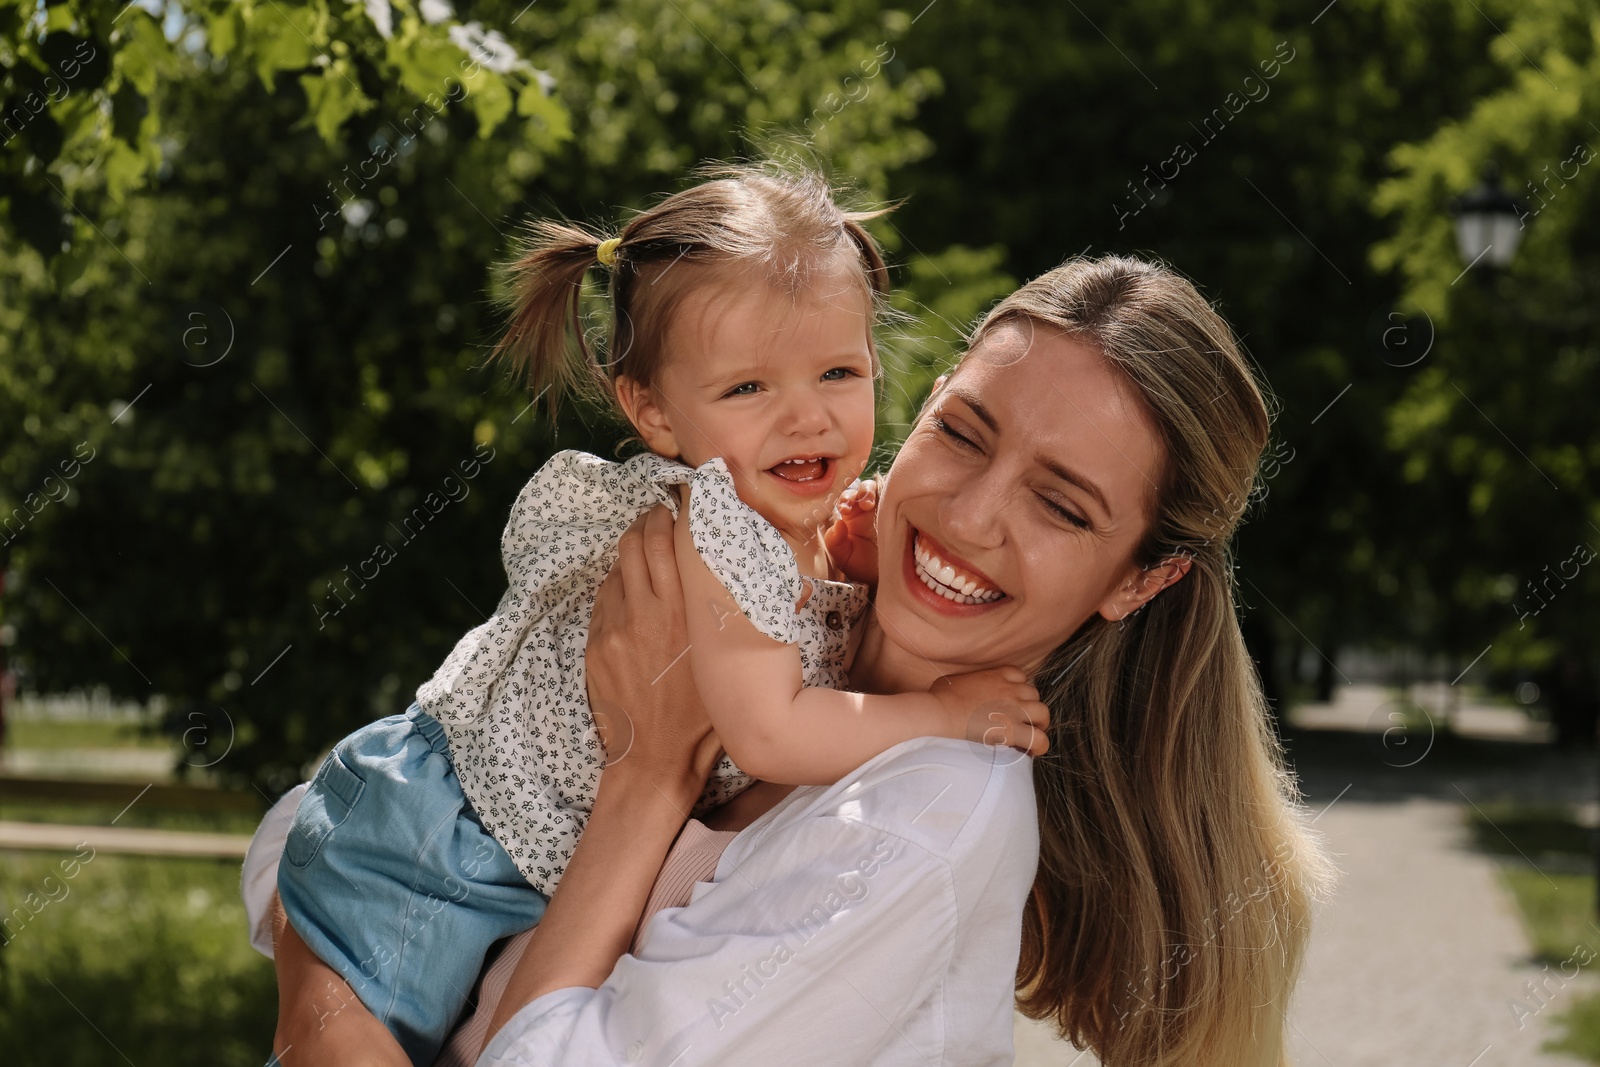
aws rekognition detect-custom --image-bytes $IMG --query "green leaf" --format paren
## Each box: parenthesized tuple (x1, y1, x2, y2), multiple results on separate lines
(516, 82, 572, 143)
(6, 188, 66, 260)
(386, 29, 465, 101)
(207, 7, 242, 57)
(115, 14, 168, 96)
(22, 109, 64, 164)
(39, 33, 110, 93)
(460, 68, 511, 139)
(252, 9, 319, 89)
(298, 65, 375, 143)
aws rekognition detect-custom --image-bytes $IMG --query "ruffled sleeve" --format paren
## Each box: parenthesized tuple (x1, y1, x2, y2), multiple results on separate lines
(418, 449, 688, 724)
(684, 458, 804, 646)
(499, 450, 689, 605)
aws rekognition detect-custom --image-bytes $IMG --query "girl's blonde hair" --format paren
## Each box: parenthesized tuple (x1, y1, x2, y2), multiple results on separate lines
(493, 165, 891, 417)
(966, 256, 1332, 1066)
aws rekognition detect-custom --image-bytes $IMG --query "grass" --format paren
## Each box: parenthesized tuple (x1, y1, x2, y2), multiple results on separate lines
(0, 847, 276, 1066)
(5, 716, 174, 751)
(0, 798, 265, 835)
(0, 696, 279, 1063)
(1467, 803, 1600, 1061)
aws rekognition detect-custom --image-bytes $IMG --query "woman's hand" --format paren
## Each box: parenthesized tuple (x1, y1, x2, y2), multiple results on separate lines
(587, 503, 723, 806)
(486, 504, 722, 1045)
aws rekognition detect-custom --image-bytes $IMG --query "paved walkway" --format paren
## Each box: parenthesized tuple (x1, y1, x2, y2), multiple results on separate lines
(1011, 687, 1599, 1066)
(1288, 798, 1589, 1067)
(1011, 802, 1590, 1067)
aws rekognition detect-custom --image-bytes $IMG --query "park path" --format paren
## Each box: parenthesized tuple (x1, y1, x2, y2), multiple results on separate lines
(1010, 796, 1590, 1067)
(1284, 796, 1589, 1067)
(1012, 684, 1598, 1067)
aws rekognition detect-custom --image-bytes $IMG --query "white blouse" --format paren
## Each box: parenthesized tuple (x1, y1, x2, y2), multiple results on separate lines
(478, 737, 1039, 1067)
(414, 450, 869, 895)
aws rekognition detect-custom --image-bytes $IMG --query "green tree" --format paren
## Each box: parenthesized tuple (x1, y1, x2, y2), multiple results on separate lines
(1, 0, 938, 791)
(879, 0, 1520, 709)
(1372, 0, 1600, 742)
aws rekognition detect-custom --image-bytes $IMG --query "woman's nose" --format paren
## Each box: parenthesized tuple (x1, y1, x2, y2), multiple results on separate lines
(939, 472, 1007, 548)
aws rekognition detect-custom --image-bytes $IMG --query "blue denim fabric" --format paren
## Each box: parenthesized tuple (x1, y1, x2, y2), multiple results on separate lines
(276, 704, 547, 1066)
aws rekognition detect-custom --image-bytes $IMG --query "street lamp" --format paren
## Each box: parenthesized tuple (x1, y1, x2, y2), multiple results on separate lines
(1448, 163, 1529, 268)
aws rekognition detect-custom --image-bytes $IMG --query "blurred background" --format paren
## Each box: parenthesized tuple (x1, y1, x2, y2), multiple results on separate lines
(1, 0, 1597, 1063)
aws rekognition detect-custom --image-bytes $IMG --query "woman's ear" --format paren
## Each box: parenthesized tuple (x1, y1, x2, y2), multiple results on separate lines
(614, 376, 681, 460)
(1096, 553, 1193, 622)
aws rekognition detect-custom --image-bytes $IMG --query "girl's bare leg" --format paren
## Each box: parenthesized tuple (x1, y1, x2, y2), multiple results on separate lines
(269, 892, 410, 1067)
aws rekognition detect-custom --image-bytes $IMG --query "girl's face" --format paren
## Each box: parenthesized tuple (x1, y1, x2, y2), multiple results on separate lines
(874, 321, 1184, 676)
(620, 261, 877, 544)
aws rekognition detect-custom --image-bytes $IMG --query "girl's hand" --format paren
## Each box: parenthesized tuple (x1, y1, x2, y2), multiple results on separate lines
(587, 504, 723, 806)
(824, 477, 880, 586)
(929, 666, 1051, 757)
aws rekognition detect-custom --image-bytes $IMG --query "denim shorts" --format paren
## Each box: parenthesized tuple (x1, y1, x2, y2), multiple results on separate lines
(276, 704, 548, 1066)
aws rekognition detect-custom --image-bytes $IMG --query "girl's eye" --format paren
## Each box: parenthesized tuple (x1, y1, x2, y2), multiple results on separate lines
(933, 415, 978, 450)
(820, 367, 858, 382)
(723, 382, 761, 398)
(1039, 494, 1090, 530)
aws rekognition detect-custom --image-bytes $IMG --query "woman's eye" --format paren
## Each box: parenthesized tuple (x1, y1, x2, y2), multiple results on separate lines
(821, 367, 857, 382)
(933, 415, 978, 450)
(723, 382, 760, 398)
(1040, 495, 1090, 530)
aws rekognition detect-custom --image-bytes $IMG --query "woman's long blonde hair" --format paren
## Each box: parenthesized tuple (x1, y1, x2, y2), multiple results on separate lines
(975, 257, 1332, 1066)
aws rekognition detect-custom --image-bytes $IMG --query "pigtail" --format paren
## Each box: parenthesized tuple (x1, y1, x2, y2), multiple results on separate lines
(842, 210, 892, 298)
(492, 220, 616, 412)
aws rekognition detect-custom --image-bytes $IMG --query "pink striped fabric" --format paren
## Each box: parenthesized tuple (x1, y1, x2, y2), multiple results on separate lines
(433, 819, 737, 1066)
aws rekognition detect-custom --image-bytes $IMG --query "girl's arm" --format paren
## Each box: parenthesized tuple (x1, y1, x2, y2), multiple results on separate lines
(674, 504, 1049, 786)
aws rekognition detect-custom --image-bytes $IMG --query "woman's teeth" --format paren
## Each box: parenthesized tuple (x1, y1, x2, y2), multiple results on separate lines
(913, 534, 1003, 605)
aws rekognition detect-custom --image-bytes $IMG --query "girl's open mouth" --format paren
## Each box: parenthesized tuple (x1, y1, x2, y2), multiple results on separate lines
(763, 456, 836, 496)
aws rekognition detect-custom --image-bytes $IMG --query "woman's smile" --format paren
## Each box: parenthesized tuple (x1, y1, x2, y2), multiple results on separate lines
(900, 523, 1011, 613)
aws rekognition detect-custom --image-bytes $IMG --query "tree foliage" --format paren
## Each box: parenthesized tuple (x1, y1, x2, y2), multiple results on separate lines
(1371, 0, 1600, 734)
(1, 0, 938, 790)
(4, 0, 1597, 792)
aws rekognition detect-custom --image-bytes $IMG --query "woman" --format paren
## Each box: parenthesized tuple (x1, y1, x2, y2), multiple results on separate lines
(262, 255, 1330, 1066)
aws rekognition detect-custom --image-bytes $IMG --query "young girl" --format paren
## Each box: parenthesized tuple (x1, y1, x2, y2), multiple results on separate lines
(273, 167, 1048, 1065)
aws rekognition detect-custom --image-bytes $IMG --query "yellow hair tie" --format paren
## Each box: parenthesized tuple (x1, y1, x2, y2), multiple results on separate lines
(595, 237, 621, 267)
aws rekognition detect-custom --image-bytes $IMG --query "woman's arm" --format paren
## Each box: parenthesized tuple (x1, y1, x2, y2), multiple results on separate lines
(477, 739, 1039, 1066)
(484, 503, 722, 1042)
(674, 499, 1049, 785)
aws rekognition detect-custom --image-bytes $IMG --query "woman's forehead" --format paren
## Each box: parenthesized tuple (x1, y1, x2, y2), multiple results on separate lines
(951, 323, 1164, 505)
